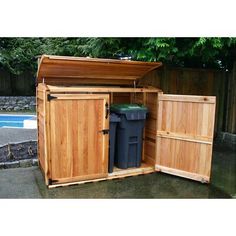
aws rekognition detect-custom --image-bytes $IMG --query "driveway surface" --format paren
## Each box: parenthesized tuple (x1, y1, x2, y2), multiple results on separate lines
(0, 128, 37, 146)
(0, 144, 235, 199)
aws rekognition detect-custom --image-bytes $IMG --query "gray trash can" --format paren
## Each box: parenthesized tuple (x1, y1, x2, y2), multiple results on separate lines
(110, 104, 148, 169)
(109, 113, 120, 173)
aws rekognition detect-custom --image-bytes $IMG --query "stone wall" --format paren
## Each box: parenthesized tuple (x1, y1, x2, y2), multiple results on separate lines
(0, 141, 38, 169)
(0, 96, 36, 111)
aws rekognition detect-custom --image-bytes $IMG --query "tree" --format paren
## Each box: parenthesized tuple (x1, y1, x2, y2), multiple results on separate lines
(0, 37, 236, 75)
(126, 38, 236, 70)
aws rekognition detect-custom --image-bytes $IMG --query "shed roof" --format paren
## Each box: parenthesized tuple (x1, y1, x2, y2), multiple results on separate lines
(37, 55, 162, 86)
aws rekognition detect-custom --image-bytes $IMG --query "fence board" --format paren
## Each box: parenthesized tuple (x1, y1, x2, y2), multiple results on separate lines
(0, 70, 35, 96)
(225, 63, 236, 133)
(140, 66, 227, 135)
(0, 69, 12, 95)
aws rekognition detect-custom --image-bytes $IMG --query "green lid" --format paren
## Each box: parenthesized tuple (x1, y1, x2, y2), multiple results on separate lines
(110, 103, 148, 113)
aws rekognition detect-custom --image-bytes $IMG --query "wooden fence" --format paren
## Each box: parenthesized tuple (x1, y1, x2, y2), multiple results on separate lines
(224, 63, 236, 134)
(0, 65, 235, 134)
(0, 69, 35, 96)
(0, 70, 11, 95)
(139, 66, 229, 135)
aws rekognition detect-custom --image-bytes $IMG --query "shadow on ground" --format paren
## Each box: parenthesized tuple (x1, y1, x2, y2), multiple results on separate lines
(0, 143, 235, 198)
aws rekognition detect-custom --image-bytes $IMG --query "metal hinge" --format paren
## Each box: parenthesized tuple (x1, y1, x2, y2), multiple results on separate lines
(47, 94, 57, 101)
(48, 179, 59, 185)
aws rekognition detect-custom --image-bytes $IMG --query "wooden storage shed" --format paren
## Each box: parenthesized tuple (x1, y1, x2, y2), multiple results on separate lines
(36, 55, 216, 188)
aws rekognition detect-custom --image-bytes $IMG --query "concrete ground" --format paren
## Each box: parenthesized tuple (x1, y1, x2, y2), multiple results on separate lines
(0, 128, 37, 146)
(0, 143, 235, 199)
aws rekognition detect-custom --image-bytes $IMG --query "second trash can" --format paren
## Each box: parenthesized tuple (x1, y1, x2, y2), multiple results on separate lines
(111, 104, 148, 169)
(109, 113, 120, 173)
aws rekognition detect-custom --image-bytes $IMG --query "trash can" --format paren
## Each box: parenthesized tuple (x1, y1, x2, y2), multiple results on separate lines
(110, 104, 148, 169)
(109, 113, 121, 173)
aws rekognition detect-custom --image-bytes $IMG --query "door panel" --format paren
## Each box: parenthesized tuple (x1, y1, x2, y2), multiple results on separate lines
(156, 94, 216, 182)
(48, 94, 109, 184)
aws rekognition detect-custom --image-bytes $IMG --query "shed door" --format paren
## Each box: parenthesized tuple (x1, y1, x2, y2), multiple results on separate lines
(48, 94, 109, 184)
(156, 94, 216, 183)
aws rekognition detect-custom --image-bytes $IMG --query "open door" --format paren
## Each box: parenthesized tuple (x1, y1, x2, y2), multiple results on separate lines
(47, 94, 109, 185)
(156, 94, 216, 183)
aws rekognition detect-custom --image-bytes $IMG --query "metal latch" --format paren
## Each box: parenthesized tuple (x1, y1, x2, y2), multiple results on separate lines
(105, 102, 110, 119)
(99, 129, 110, 135)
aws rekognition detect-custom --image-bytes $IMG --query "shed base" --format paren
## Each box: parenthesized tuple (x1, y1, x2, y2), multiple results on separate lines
(47, 162, 154, 189)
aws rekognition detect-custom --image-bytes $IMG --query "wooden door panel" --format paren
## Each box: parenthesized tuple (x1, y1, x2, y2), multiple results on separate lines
(160, 101, 215, 137)
(156, 94, 216, 182)
(49, 94, 109, 183)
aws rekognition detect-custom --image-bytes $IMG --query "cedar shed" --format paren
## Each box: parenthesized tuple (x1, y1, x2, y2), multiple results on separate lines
(36, 55, 216, 188)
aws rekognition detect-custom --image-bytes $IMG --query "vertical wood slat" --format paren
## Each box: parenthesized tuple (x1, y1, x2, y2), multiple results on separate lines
(132, 91, 159, 165)
(156, 92, 163, 166)
(37, 84, 50, 185)
(156, 94, 216, 183)
(143, 92, 158, 165)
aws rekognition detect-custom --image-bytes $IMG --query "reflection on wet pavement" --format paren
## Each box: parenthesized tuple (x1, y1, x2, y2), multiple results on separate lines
(0, 143, 235, 198)
(35, 144, 235, 199)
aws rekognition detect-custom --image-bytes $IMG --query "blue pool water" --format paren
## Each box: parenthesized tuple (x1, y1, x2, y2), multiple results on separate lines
(0, 115, 35, 128)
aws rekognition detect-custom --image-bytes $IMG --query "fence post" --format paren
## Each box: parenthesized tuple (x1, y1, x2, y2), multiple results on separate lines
(0, 69, 12, 95)
(229, 62, 236, 133)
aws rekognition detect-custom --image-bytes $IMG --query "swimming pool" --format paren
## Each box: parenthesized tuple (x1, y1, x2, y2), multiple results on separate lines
(0, 115, 36, 128)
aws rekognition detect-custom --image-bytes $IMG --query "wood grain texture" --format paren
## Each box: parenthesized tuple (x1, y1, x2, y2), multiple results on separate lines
(112, 92, 131, 104)
(155, 164, 210, 183)
(143, 93, 159, 165)
(158, 94, 216, 103)
(131, 91, 158, 165)
(48, 94, 109, 182)
(47, 85, 161, 93)
(37, 82, 162, 186)
(48, 163, 154, 188)
(36, 88, 45, 174)
(156, 94, 216, 182)
(40, 77, 134, 86)
(38, 78, 216, 186)
(139, 66, 227, 135)
(108, 163, 154, 178)
(44, 91, 51, 185)
(37, 55, 162, 86)
(225, 63, 236, 133)
(156, 131, 212, 144)
(37, 84, 51, 185)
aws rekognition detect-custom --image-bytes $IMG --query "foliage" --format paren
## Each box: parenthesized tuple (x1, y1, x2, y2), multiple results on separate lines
(0, 37, 236, 75)
(127, 38, 236, 69)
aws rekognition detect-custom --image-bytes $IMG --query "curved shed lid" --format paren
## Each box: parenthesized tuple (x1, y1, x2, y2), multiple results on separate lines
(37, 55, 162, 86)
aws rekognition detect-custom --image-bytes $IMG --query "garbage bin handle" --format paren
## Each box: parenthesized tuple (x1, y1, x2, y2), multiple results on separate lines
(105, 102, 110, 119)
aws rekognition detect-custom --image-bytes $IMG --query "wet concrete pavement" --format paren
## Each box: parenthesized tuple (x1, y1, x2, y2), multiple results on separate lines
(210, 144, 236, 198)
(0, 143, 235, 198)
(0, 128, 37, 146)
